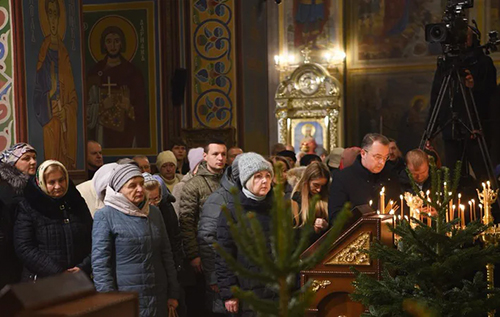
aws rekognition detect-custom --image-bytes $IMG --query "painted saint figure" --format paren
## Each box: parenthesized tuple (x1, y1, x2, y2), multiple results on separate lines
(293, 0, 331, 48)
(34, 0, 77, 169)
(87, 25, 148, 148)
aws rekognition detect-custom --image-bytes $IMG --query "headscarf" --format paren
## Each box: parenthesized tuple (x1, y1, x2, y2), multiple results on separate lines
(156, 150, 177, 170)
(36, 160, 69, 196)
(92, 163, 118, 202)
(0, 143, 36, 165)
(188, 147, 204, 172)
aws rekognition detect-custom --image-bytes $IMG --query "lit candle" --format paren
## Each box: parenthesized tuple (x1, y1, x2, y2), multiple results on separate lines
(479, 204, 483, 222)
(387, 200, 394, 214)
(380, 187, 385, 214)
(458, 193, 461, 209)
(452, 205, 456, 220)
(369, 200, 373, 207)
(427, 213, 431, 227)
(460, 204, 465, 229)
(468, 201, 473, 223)
(471, 199, 476, 221)
(400, 194, 404, 218)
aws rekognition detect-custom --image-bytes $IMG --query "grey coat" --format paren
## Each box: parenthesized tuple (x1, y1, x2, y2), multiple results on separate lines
(92, 205, 180, 317)
(197, 166, 238, 286)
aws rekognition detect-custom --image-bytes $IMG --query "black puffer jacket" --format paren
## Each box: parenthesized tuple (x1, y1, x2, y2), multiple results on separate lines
(216, 190, 277, 315)
(159, 191, 184, 271)
(14, 177, 93, 281)
(0, 163, 29, 288)
(198, 166, 239, 286)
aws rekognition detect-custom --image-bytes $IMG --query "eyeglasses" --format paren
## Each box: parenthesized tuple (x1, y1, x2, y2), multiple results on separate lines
(365, 150, 390, 163)
(149, 196, 161, 204)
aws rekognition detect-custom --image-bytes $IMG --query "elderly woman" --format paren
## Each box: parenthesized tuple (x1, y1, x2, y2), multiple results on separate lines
(92, 164, 180, 317)
(14, 160, 92, 281)
(216, 153, 277, 316)
(0, 143, 37, 288)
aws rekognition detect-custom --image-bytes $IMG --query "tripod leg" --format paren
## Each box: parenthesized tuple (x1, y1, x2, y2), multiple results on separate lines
(420, 73, 453, 149)
(456, 71, 499, 190)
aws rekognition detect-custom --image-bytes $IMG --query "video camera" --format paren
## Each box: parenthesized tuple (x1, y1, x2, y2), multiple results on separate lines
(425, 0, 473, 55)
(425, 0, 500, 56)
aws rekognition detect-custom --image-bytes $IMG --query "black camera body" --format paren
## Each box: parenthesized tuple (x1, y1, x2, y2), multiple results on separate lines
(425, 0, 474, 55)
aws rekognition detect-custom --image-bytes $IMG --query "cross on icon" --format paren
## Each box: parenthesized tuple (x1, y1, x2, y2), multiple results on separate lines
(102, 76, 117, 97)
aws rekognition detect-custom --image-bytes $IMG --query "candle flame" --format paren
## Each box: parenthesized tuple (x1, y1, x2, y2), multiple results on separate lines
(389, 209, 395, 215)
(381, 187, 385, 194)
(369, 200, 373, 206)
(458, 193, 462, 199)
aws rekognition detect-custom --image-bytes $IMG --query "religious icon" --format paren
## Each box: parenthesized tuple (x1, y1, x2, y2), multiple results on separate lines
(293, 0, 332, 49)
(86, 15, 149, 149)
(299, 124, 318, 154)
(34, 0, 77, 169)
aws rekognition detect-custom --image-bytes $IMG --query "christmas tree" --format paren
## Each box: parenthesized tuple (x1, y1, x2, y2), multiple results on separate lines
(214, 181, 351, 317)
(351, 161, 500, 316)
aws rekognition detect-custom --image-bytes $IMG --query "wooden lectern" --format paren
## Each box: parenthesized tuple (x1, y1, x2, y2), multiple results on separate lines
(0, 271, 139, 317)
(301, 205, 394, 316)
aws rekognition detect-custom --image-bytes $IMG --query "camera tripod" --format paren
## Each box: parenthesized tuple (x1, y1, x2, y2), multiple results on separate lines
(420, 60, 499, 192)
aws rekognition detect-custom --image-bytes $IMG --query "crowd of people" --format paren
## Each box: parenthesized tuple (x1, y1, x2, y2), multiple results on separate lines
(0, 133, 475, 317)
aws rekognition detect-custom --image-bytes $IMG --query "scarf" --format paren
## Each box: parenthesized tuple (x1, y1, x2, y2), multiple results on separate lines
(104, 185, 150, 217)
(36, 160, 69, 196)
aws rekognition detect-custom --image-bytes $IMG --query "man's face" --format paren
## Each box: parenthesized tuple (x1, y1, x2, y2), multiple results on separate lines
(204, 144, 227, 173)
(408, 162, 429, 184)
(227, 148, 243, 166)
(388, 142, 401, 161)
(87, 142, 103, 170)
(160, 162, 176, 180)
(105, 33, 122, 57)
(171, 145, 187, 161)
(134, 157, 151, 173)
(300, 139, 317, 154)
(47, 2, 59, 36)
(361, 141, 390, 174)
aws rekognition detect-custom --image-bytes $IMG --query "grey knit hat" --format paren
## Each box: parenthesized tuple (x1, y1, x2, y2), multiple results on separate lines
(231, 154, 241, 182)
(109, 163, 143, 191)
(238, 153, 273, 187)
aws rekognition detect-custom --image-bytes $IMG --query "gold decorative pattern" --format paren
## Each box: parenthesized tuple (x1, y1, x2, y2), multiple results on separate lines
(311, 280, 331, 293)
(325, 232, 371, 266)
(275, 63, 342, 151)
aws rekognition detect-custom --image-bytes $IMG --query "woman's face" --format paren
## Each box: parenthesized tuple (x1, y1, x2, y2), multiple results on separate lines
(309, 177, 328, 196)
(146, 186, 161, 206)
(249, 171, 272, 197)
(15, 151, 37, 175)
(273, 161, 288, 185)
(120, 177, 145, 205)
(45, 169, 67, 198)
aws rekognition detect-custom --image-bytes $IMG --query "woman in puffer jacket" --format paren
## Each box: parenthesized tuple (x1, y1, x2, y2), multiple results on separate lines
(216, 153, 277, 316)
(92, 163, 180, 317)
(14, 160, 92, 281)
(0, 143, 37, 288)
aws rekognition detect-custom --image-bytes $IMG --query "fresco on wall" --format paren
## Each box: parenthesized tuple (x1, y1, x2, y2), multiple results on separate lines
(191, 0, 237, 128)
(21, 0, 85, 171)
(351, 0, 447, 66)
(0, 0, 14, 153)
(84, 0, 159, 156)
(347, 70, 440, 154)
(281, 0, 342, 53)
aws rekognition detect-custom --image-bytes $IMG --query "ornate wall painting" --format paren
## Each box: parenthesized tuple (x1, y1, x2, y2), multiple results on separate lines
(17, 0, 86, 172)
(291, 118, 328, 153)
(278, 0, 343, 59)
(0, 0, 14, 153)
(83, 0, 160, 156)
(190, 0, 237, 129)
(348, 0, 450, 68)
(346, 69, 442, 154)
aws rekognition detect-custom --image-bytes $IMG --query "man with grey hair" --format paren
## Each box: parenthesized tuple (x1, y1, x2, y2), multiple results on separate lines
(328, 133, 400, 222)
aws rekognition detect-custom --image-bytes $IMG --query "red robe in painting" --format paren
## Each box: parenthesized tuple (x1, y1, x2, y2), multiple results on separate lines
(293, 0, 331, 48)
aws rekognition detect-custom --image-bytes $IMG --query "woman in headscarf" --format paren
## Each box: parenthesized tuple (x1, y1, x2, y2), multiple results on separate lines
(216, 153, 277, 316)
(0, 143, 37, 288)
(14, 160, 92, 281)
(92, 164, 180, 317)
(291, 161, 330, 244)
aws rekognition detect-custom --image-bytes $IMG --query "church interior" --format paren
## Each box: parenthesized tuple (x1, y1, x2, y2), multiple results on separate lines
(3, 0, 500, 316)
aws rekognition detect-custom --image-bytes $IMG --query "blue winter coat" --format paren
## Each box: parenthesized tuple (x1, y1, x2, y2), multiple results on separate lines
(92, 205, 180, 317)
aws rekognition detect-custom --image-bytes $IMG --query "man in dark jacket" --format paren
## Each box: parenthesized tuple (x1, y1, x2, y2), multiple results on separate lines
(328, 133, 400, 223)
(198, 156, 240, 313)
(399, 149, 431, 194)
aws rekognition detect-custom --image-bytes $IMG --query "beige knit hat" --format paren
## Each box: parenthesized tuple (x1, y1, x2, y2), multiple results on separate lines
(156, 150, 177, 170)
